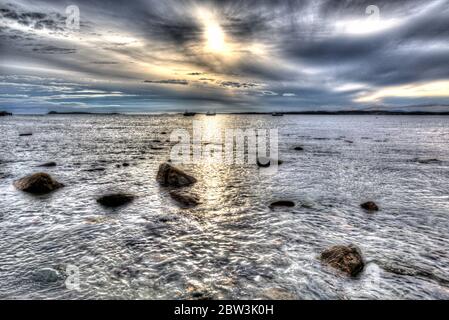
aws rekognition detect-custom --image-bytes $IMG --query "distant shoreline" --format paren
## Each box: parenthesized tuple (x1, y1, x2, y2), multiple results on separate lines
(2, 110, 449, 116)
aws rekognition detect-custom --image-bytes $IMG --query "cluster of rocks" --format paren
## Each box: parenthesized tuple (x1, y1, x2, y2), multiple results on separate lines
(0, 111, 12, 116)
(157, 162, 200, 208)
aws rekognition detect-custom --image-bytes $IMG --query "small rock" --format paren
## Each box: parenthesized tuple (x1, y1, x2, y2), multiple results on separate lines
(19, 133, 32, 136)
(414, 158, 441, 164)
(122, 162, 130, 167)
(97, 193, 135, 207)
(84, 167, 106, 172)
(14, 173, 64, 194)
(169, 190, 200, 207)
(33, 268, 60, 283)
(257, 157, 283, 167)
(156, 162, 197, 187)
(361, 201, 379, 211)
(269, 200, 295, 208)
(293, 146, 304, 151)
(320, 244, 365, 277)
(38, 162, 57, 167)
(344, 140, 354, 144)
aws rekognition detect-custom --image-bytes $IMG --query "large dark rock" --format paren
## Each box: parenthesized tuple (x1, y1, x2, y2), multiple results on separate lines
(14, 173, 64, 194)
(0, 111, 12, 116)
(320, 244, 365, 277)
(97, 193, 135, 207)
(169, 190, 200, 207)
(156, 163, 197, 187)
(361, 201, 379, 211)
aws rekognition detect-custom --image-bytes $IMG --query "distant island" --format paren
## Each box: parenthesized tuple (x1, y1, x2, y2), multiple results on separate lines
(47, 111, 119, 115)
(0, 111, 12, 116)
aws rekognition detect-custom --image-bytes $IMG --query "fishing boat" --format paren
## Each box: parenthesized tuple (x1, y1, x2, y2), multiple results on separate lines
(272, 112, 284, 116)
(183, 110, 196, 116)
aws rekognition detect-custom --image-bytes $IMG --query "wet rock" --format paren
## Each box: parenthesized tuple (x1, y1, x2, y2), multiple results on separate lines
(122, 162, 130, 167)
(361, 201, 379, 211)
(33, 268, 60, 283)
(269, 200, 295, 208)
(413, 158, 441, 164)
(156, 162, 197, 187)
(97, 193, 135, 207)
(344, 140, 354, 144)
(14, 173, 64, 194)
(293, 146, 304, 151)
(320, 244, 365, 277)
(19, 133, 32, 136)
(84, 167, 106, 172)
(38, 162, 57, 167)
(257, 157, 283, 167)
(169, 190, 200, 207)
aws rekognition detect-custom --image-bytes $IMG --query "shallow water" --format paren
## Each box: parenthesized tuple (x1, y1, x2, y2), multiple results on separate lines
(0, 114, 448, 299)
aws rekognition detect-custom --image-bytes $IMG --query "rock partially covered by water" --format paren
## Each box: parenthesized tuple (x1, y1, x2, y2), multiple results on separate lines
(38, 162, 57, 167)
(33, 268, 60, 283)
(19, 133, 33, 137)
(97, 193, 135, 207)
(320, 244, 365, 277)
(156, 162, 197, 187)
(361, 201, 379, 211)
(169, 190, 200, 207)
(14, 173, 64, 194)
(257, 157, 283, 167)
(269, 200, 295, 208)
(294, 146, 304, 151)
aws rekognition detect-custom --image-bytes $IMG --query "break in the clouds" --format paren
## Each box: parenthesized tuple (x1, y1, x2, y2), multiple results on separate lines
(0, 0, 449, 113)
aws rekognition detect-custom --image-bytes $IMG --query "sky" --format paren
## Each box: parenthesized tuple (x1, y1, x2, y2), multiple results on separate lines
(1, 0, 449, 113)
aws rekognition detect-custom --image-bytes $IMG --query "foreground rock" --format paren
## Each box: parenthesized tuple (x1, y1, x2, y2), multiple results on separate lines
(33, 268, 60, 283)
(269, 200, 295, 208)
(156, 162, 197, 187)
(97, 193, 135, 207)
(38, 162, 57, 167)
(14, 173, 64, 194)
(360, 201, 379, 211)
(169, 190, 200, 207)
(320, 244, 365, 277)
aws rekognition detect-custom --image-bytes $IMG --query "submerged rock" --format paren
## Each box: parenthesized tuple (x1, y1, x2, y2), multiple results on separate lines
(257, 157, 283, 167)
(33, 268, 60, 283)
(156, 163, 197, 187)
(14, 173, 64, 194)
(97, 193, 135, 207)
(38, 162, 57, 167)
(169, 190, 200, 207)
(413, 158, 442, 164)
(320, 244, 365, 277)
(269, 200, 295, 208)
(361, 201, 379, 211)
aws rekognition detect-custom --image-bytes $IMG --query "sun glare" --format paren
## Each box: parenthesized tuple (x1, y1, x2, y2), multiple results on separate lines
(197, 7, 228, 54)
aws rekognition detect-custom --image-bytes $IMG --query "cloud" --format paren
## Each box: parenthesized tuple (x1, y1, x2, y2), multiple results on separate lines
(144, 79, 189, 85)
(0, 0, 448, 112)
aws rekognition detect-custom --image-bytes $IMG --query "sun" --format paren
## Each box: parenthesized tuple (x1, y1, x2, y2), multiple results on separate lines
(197, 7, 228, 54)
(205, 23, 226, 52)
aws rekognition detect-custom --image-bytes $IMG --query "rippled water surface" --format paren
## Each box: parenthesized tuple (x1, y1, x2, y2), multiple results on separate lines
(0, 114, 448, 299)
